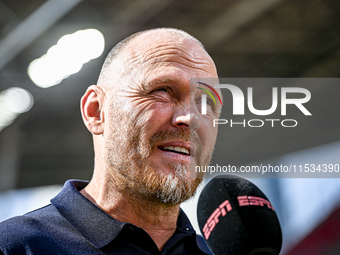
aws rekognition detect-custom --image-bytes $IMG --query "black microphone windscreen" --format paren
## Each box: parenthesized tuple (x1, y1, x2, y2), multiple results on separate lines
(197, 175, 282, 255)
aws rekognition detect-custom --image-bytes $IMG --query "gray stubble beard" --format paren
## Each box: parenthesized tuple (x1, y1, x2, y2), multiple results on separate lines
(103, 102, 212, 205)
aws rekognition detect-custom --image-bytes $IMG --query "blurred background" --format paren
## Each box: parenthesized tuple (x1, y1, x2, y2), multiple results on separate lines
(0, 0, 340, 254)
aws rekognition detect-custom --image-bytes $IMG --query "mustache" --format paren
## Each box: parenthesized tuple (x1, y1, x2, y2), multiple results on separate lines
(148, 129, 201, 154)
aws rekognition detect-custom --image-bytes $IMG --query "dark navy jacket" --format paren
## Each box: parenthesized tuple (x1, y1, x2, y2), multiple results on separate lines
(0, 180, 211, 255)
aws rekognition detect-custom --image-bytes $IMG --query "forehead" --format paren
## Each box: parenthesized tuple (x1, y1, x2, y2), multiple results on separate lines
(122, 31, 218, 85)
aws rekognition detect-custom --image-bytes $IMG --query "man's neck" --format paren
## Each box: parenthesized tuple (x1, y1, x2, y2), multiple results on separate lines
(80, 179, 180, 251)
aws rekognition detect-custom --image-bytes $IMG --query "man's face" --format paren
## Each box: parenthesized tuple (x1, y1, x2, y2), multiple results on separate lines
(103, 31, 221, 205)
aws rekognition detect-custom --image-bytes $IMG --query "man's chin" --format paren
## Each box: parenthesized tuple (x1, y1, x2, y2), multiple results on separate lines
(138, 165, 202, 205)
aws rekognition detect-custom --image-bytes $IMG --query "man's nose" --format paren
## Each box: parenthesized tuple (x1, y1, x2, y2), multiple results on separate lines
(172, 100, 201, 130)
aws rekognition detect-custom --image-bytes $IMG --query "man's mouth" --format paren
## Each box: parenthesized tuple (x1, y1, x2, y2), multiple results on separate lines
(158, 146, 190, 156)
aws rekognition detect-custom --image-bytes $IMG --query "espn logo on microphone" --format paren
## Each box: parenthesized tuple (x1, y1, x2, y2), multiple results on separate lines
(238, 196, 275, 211)
(202, 196, 274, 240)
(202, 200, 232, 240)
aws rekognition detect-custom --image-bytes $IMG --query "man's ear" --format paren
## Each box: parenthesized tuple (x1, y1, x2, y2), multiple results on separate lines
(81, 85, 105, 135)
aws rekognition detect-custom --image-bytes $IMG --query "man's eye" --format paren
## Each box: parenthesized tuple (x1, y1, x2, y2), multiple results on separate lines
(196, 97, 213, 106)
(156, 88, 168, 92)
(153, 87, 170, 93)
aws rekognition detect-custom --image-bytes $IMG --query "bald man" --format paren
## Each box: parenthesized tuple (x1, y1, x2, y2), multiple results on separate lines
(0, 28, 222, 255)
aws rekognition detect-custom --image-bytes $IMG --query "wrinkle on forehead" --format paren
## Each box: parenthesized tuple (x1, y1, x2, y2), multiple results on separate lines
(124, 33, 216, 74)
(128, 44, 215, 75)
(103, 31, 217, 95)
